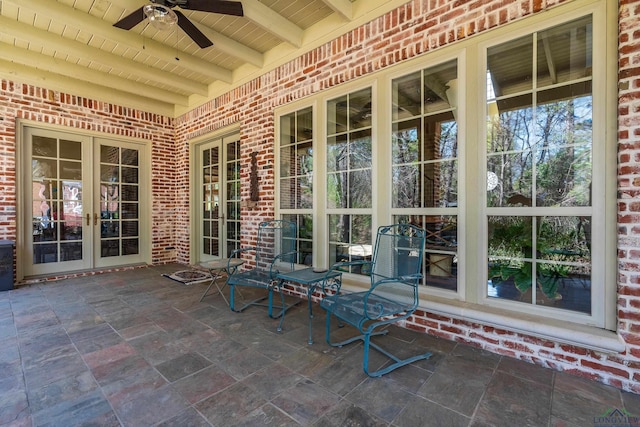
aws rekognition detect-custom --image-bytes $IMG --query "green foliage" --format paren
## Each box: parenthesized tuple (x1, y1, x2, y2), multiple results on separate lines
(488, 217, 569, 299)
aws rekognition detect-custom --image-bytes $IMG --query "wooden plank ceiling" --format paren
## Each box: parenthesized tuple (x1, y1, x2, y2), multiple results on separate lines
(0, 0, 406, 116)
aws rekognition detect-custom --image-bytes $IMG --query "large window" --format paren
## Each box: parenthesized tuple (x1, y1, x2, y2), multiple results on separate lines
(391, 60, 459, 292)
(485, 16, 594, 317)
(279, 107, 314, 265)
(326, 88, 373, 273)
(276, 2, 613, 331)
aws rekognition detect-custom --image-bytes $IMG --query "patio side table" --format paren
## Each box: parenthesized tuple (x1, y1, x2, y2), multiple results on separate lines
(199, 258, 244, 305)
(276, 267, 342, 344)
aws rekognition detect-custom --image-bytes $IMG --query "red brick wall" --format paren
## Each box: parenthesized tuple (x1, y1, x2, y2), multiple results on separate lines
(617, 0, 640, 393)
(0, 80, 176, 265)
(175, 0, 640, 393)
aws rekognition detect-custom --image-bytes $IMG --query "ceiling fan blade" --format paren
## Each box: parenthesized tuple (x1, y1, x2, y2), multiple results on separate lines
(175, 10, 213, 48)
(184, 0, 244, 16)
(113, 6, 146, 30)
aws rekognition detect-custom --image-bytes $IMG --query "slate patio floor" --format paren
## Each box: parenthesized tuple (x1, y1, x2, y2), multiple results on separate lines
(0, 263, 638, 426)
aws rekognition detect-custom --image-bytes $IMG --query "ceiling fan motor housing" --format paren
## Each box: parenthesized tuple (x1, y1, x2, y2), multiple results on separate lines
(144, 4, 178, 30)
(114, 0, 244, 48)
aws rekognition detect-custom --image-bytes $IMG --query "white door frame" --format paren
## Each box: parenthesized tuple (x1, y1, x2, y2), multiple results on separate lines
(16, 120, 151, 280)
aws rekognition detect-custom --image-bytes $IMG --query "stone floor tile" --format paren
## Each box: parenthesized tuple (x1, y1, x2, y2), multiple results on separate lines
(65, 322, 112, 344)
(472, 370, 552, 427)
(31, 390, 119, 427)
(14, 310, 60, 335)
(82, 341, 138, 370)
(0, 316, 16, 340)
(244, 363, 304, 397)
(0, 336, 20, 367)
(155, 407, 212, 427)
(111, 384, 189, 427)
(73, 329, 124, 355)
(155, 352, 212, 382)
(271, 379, 342, 425)
(0, 358, 23, 383)
(309, 349, 369, 397)
(196, 382, 268, 426)
(417, 355, 494, 417)
(344, 376, 414, 423)
(314, 401, 388, 427)
(118, 321, 162, 341)
(380, 362, 432, 394)
(26, 370, 98, 414)
(20, 340, 77, 371)
(221, 347, 275, 380)
(49, 302, 96, 322)
(278, 346, 336, 378)
(238, 329, 301, 362)
(394, 395, 470, 427)
(172, 363, 236, 404)
(548, 415, 583, 427)
(23, 353, 89, 390)
(450, 343, 502, 368)
(551, 372, 624, 426)
(127, 330, 188, 366)
(0, 376, 29, 425)
(100, 363, 167, 409)
(497, 356, 555, 386)
(235, 403, 302, 426)
(622, 390, 640, 415)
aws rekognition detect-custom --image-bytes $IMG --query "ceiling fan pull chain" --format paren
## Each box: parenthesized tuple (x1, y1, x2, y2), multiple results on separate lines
(175, 28, 180, 61)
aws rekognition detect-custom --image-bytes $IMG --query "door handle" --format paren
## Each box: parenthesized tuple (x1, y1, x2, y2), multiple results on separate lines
(219, 213, 225, 221)
(94, 213, 98, 226)
(86, 213, 90, 226)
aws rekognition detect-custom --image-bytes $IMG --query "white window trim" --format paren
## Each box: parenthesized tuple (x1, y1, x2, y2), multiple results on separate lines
(474, 0, 615, 330)
(386, 50, 467, 302)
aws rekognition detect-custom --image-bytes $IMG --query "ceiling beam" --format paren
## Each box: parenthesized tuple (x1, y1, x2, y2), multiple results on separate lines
(7, 0, 233, 83)
(187, 23, 264, 69)
(242, 0, 304, 48)
(1, 43, 190, 106)
(0, 15, 209, 96)
(0, 60, 175, 116)
(321, 0, 353, 20)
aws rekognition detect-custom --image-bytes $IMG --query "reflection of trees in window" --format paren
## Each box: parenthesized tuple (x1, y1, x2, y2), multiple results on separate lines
(279, 107, 314, 264)
(327, 89, 373, 250)
(486, 16, 593, 313)
(392, 60, 459, 291)
(487, 96, 592, 208)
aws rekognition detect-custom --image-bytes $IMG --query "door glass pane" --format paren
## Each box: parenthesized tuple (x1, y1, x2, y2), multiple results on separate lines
(202, 146, 220, 257)
(100, 144, 140, 258)
(199, 137, 241, 260)
(225, 139, 241, 255)
(32, 135, 83, 265)
(122, 148, 139, 166)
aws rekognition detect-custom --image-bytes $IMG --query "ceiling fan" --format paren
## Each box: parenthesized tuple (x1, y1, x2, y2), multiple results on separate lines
(113, 0, 244, 49)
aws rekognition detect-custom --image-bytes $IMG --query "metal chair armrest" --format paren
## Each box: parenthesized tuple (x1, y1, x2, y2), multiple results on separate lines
(228, 247, 256, 270)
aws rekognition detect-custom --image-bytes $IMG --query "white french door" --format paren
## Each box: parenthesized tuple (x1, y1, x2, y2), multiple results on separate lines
(195, 133, 241, 262)
(21, 125, 149, 277)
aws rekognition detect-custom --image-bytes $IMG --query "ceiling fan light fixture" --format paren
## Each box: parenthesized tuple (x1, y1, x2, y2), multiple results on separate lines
(143, 4, 178, 31)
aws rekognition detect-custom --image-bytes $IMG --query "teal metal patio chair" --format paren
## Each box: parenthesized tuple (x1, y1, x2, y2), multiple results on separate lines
(227, 219, 297, 331)
(320, 224, 432, 377)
